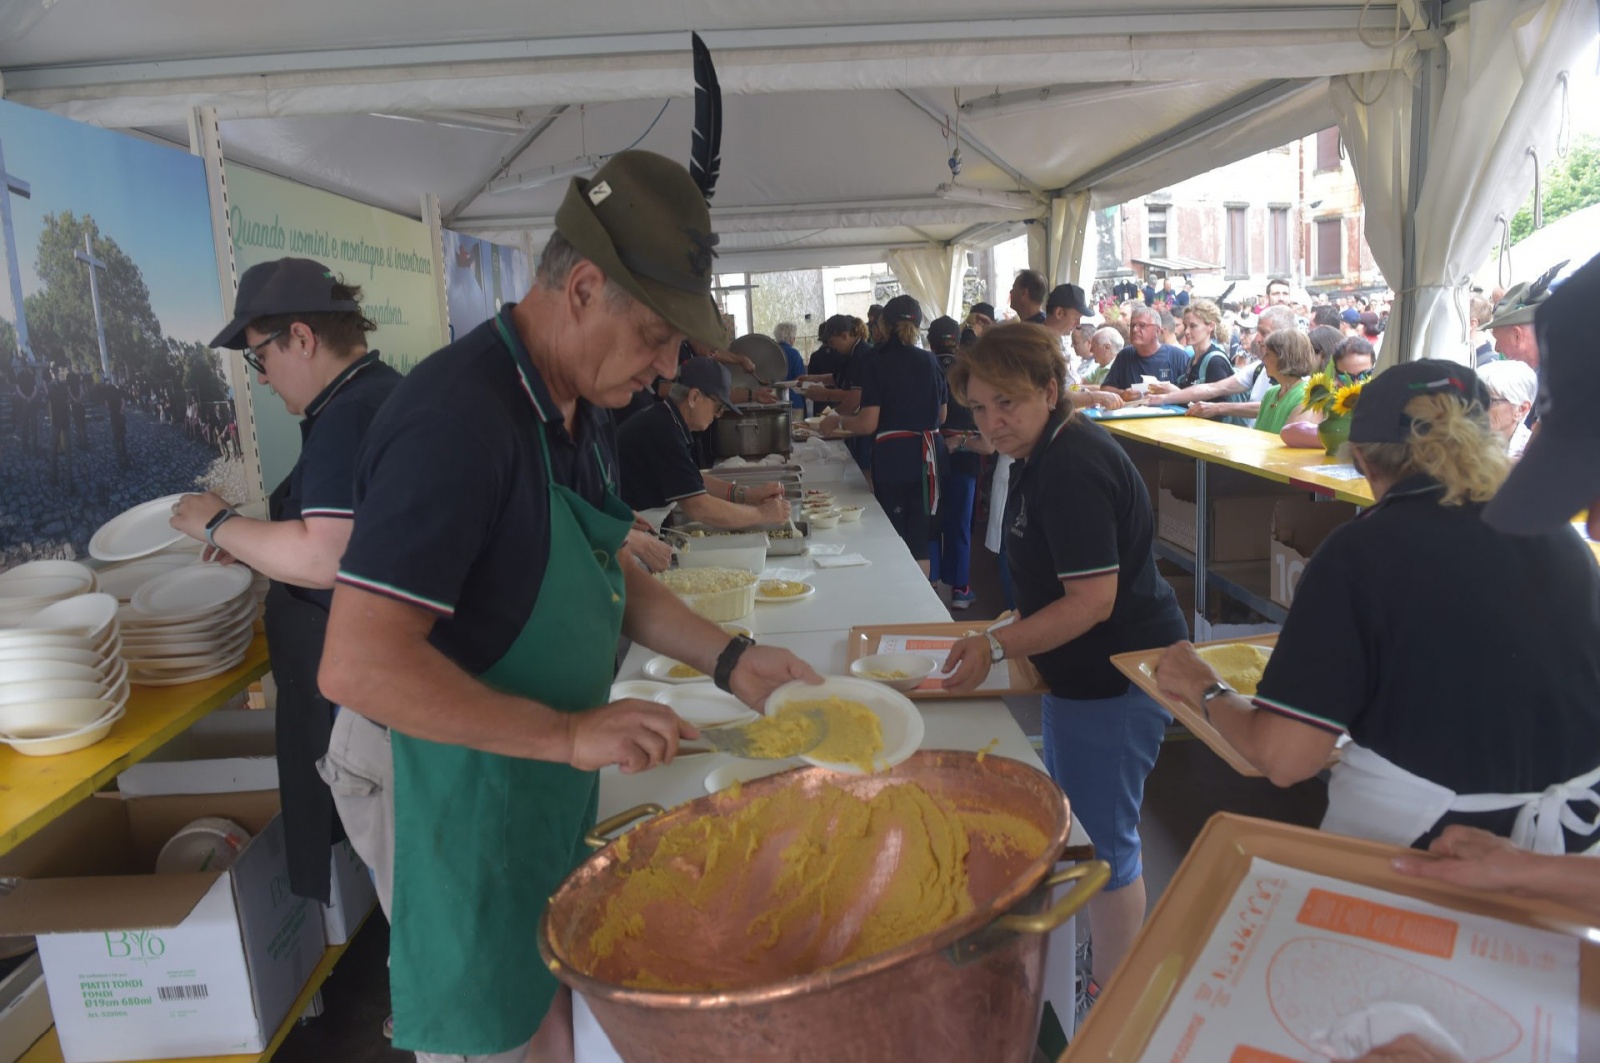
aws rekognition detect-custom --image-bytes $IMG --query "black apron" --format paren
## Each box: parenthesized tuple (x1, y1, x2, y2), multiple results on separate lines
(265, 476, 345, 903)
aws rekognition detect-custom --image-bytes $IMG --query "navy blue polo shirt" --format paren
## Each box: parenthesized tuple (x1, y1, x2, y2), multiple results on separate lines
(1004, 413, 1186, 699)
(337, 306, 620, 676)
(1254, 475, 1600, 848)
(1103, 343, 1191, 389)
(936, 352, 982, 478)
(273, 350, 400, 610)
(617, 399, 707, 511)
(857, 339, 946, 484)
(807, 344, 843, 380)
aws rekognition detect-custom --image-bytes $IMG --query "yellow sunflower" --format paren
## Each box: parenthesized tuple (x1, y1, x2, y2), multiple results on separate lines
(1331, 380, 1364, 418)
(1304, 372, 1337, 414)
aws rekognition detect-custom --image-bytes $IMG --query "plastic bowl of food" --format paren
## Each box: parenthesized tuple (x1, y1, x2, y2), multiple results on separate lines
(837, 506, 864, 523)
(764, 675, 924, 775)
(849, 652, 938, 692)
(0, 696, 117, 738)
(809, 509, 842, 529)
(2, 703, 124, 756)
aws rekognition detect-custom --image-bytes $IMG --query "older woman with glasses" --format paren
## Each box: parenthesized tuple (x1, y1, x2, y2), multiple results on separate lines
(1476, 358, 1537, 458)
(940, 322, 1187, 992)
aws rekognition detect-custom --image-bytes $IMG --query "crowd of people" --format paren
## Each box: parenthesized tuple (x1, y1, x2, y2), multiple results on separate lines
(157, 138, 1599, 1062)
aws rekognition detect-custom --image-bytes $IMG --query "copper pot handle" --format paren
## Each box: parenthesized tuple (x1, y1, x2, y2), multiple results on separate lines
(990, 860, 1111, 935)
(584, 803, 665, 850)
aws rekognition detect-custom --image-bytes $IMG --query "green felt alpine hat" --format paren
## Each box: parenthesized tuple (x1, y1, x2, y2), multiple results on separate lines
(554, 150, 728, 348)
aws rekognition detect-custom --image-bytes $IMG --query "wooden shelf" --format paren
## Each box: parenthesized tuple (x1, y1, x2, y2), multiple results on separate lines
(0, 635, 270, 857)
(19, 911, 371, 1063)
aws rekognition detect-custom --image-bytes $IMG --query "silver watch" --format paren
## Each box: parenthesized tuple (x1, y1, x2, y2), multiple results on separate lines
(984, 631, 1005, 662)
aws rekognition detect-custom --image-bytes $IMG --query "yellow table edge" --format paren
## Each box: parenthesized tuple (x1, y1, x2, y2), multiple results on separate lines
(0, 634, 270, 857)
(20, 909, 371, 1063)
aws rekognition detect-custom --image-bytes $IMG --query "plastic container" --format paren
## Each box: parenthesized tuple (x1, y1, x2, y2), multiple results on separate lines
(155, 816, 253, 874)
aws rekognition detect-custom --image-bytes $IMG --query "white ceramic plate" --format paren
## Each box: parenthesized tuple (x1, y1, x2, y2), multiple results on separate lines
(609, 679, 672, 703)
(765, 675, 924, 775)
(22, 594, 119, 641)
(122, 610, 255, 649)
(0, 645, 104, 671)
(0, 559, 94, 587)
(657, 687, 760, 728)
(122, 593, 254, 634)
(0, 696, 116, 738)
(88, 494, 192, 562)
(131, 565, 253, 621)
(96, 556, 195, 601)
(703, 757, 804, 794)
(2, 704, 125, 755)
(124, 631, 252, 670)
(642, 655, 712, 684)
(755, 579, 816, 604)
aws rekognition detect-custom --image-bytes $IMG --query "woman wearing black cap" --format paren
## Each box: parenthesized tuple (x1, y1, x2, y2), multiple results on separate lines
(821, 294, 947, 573)
(800, 315, 876, 471)
(1156, 360, 1600, 856)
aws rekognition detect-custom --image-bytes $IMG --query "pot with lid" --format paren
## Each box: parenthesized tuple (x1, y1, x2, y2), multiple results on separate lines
(540, 750, 1107, 1063)
(711, 404, 793, 461)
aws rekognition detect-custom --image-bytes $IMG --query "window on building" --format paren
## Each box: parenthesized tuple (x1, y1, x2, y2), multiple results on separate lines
(1316, 218, 1343, 278)
(1316, 128, 1342, 172)
(1147, 205, 1168, 259)
(1269, 207, 1291, 276)
(1225, 207, 1249, 278)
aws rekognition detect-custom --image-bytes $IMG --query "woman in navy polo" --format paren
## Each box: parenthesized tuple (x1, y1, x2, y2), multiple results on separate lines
(939, 322, 1187, 994)
(821, 295, 947, 573)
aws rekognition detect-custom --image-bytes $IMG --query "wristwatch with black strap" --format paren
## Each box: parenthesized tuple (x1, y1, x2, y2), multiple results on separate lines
(713, 635, 756, 693)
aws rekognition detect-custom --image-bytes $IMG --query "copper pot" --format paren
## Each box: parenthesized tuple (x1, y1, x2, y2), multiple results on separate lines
(540, 751, 1108, 1063)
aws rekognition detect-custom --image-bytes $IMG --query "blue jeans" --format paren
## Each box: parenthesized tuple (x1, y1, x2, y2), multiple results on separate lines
(928, 470, 977, 588)
(1040, 686, 1171, 891)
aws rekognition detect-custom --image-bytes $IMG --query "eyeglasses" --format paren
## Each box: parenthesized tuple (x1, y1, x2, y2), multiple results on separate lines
(242, 330, 283, 374)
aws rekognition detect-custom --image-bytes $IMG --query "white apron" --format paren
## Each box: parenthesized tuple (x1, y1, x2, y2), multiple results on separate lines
(985, 454, 1013, 554)
(1322, 742, 1600, 854)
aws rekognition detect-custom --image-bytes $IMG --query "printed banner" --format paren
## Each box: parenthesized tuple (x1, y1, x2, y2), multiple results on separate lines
(225, 165, 444, 494)
(444, 229, 531, 339)
(0, 100, 239, 567)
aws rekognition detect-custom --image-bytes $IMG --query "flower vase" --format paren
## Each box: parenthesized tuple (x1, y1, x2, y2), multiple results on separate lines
(1318, 415, 1351, 456)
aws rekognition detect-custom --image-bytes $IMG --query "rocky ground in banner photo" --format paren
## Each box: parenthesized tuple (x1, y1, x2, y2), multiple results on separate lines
(0, 398, 245, 567)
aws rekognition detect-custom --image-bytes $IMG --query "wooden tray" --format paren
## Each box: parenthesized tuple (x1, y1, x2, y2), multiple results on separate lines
(1061, 813, 1600, 1061)
(847, 619, 1046, 700)
(1111, 634, 1278, 777)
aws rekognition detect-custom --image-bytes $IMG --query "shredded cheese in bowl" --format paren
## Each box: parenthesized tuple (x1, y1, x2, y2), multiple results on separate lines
(658, 567, 760, 594)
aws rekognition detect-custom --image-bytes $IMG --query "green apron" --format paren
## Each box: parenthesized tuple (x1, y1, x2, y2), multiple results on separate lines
(388, 332, 633, 1055)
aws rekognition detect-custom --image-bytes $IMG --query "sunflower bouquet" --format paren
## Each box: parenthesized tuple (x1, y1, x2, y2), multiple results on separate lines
(1304, 364, 1365, 419)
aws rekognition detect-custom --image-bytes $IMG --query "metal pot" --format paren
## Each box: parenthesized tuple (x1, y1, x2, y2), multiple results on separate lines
(711, 404, 793, 460)
(540, 751, 1108, 1063)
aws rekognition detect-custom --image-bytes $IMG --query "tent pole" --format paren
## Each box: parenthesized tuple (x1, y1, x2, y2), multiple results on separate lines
(1395, 1, 1442, 364)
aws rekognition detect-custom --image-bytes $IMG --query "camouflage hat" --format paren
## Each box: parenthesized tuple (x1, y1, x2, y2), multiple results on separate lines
(553, 150, 727, 348)
(1483, 259, 1568, 330)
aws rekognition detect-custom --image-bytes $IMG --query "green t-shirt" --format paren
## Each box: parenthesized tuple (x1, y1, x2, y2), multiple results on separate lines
(1084, 362, 1112, 386)
(1254, 378, 1307, 435)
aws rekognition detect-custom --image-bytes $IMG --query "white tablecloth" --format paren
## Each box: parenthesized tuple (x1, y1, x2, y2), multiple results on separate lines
(576, 447, 1087, 1061)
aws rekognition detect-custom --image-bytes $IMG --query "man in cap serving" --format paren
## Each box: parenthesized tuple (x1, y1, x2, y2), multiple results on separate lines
(317, 151, 819, 1063)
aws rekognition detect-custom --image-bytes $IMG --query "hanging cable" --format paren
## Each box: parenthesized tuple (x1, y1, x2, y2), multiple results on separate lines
(1495, 213, 1512, 289)
(1344, 0, 1417, 108)
(1556, 71, 1572, 159)
(605, 100, 672, 157)
(1528, 146, 1543, 230)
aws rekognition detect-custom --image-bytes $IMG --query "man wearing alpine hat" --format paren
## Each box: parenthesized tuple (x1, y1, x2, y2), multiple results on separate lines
(1484, 252, 1600, 541)
(318, 151, 819, 1062)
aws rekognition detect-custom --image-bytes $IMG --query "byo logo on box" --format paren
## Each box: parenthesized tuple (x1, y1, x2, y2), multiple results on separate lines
(105, 930, 165, 963)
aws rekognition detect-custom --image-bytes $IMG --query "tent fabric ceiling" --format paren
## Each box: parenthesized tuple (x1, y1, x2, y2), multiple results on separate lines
(0, 1, 1415, 273)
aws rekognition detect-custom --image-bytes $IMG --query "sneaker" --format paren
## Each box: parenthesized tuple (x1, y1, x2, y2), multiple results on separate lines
(950, 587, 977, 610)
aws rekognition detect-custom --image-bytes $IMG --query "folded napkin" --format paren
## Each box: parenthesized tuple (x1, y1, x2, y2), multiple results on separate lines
(811, 554, 871, 569)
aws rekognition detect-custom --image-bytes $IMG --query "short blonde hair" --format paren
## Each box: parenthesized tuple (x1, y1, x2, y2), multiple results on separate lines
(1354, 394, 1509, 506)
(1183, 298, 1229, 345)
(949, 323, 1068, 406)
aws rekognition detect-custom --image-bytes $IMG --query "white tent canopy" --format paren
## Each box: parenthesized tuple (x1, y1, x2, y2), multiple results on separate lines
(0, 0, 1584, 360)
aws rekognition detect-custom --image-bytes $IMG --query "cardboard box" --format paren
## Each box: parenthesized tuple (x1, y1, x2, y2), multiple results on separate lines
(1269, 498, 1359, 607)
(0, 792, 325, 1063)
(1157, 459, 1284, 563)
(321, 840, 377, 947)
(0, 953, 51, 1063)
(117, 709, 377, 945)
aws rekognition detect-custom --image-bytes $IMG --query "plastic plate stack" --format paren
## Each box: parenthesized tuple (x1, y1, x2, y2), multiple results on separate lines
(0, 591, 130, 756)
(121, 565, 256, 685)
(0, 559, 100, 626)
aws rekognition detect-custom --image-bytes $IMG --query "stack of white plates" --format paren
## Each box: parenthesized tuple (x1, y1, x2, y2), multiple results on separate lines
(122, 565, 255, 685)
(0, 594, 129, 755)
(97, 554, 196, 603)
(0, 560, 99, 626)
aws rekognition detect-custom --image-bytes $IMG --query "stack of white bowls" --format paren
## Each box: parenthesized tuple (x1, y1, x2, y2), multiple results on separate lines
(121, 565, 256, 686)
(0, 591, 129, 756)
(0, 560, 100, 626)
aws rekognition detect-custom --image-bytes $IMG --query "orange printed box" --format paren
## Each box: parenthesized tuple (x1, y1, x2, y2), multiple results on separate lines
(1296, 888, 1458, 959)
